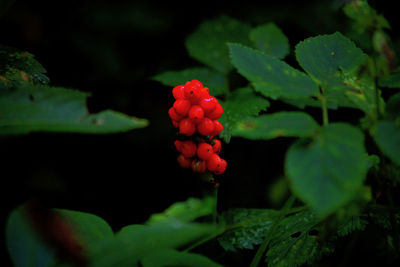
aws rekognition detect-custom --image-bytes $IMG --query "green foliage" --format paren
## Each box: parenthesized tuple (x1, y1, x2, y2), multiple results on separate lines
(295, 32, 368, 85)
(374, 121, 400, 165)
(6, 198, 221, 267)
(385, 93, 400, 120)
(218, 208, 278, 251)
(0, 45, 49, 85)
(5, 2, 400, 266)
(337, 216, 368, 237)
(6, 206, 56, 267)
(285, 123, 369, 217)
(152, 67, 228, 96)
(343, 0, 390, 34)
(379, 72, 400, 89)
(185, 15, 251, 74)
(295, 32, 368, 107)
(0, 83, 148, 134)
(218, 208, 337, 267)
(218, 87, 270, 142)
(146, 196, 215, 224)
(141, 249, 222, 267)
(249, 22, 290, 59)
(93, 222, 218, 266)
(231, 112, 319, 140)
(229, 43, 319, 100)
(265, 209, 334, 267)
(54, 209, 114, 253)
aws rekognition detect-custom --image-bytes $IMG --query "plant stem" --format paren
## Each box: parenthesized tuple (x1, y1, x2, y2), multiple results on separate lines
(249, 195, 296, 267)
(321, 96, 329, 126)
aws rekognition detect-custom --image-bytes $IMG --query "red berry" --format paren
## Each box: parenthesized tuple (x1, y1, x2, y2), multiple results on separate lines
(184, 82, 200, 102)
(212, 139, 221, 154)
(197, 117, 215, 136)
(181, 140, 197, 158)
(174, 140, 183, 152)
(190, 79, 203, 88)
(214, 159, 227, 175)
(172, 85, 185, 99)
(188, 105, 204, 124)
(168, 107, 183, 121)
(173, 99, 191, 116)
(206, 154, 222, 172)
(179, 118, 196, 136)
(197, 142, 214, 160)
(177, 154, 192, 168)
(199, 96, 217, 113)
(172, 120, 179, 128)
(193, 87, 209, 102)
(207, 103, 223, 120)
(191, 159, 207, 173)
(212, 120, 223, 136)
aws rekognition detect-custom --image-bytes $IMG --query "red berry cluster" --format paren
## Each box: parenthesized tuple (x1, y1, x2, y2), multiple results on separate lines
(169, 79, 227, 175)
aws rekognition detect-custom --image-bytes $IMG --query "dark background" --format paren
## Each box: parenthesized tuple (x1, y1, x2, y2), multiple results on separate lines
(1, 0, 399, 266)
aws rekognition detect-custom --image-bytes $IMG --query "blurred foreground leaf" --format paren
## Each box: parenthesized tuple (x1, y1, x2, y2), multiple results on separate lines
(0, 84, 148, 135)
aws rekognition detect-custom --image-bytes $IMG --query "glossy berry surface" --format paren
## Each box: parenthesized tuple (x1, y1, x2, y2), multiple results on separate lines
(169, 79, 226, 175)
(180, 140, 197, 158)
(197, 118, 215, 136)
(212, 139, 221, 154)
(179, 118, 196, 136)
(214, 159, 227, 175)
(207, 103, 223, 120)
(212, 120, 223, 137)
(206, 154, 222, 172)
(173, 99, 191, 116)
(168, 107, 183, 121)
(197, 142, 214, 160)
(172, 85, 185, 99)
(188, 105, 204, 124)
(199, 96, 217, 113)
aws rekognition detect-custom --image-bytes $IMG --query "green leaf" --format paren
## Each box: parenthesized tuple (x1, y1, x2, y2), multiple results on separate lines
(266, 209, 333, 267)
(343, 0, 390, 34)
(92, 222, 219, 267)
(374, 120, 400, 165)
(343, 68, 384, 121)
(0, 84, 148, 135)
(141, 249, 222, 267)
(386, 93, 400, 120)
(218, 208, 278, 251)
(54, 209, 114, 253)
(0, 45, 49, 84)
(152, 67, 228, 96)
(228, 43, 319, 100)
(186, 16, 251, 74)
(249, 22, 290, 59)
(337, 216, 368, 237)
(295, 32, 368, 107)
(218, 87, 270, 142)
(285, 123, 369, 217)
(231, 111, 319, 140)
(378, 73, 400, 89)
(6, 206, 56, 267)
(146, 197, 215, 224)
